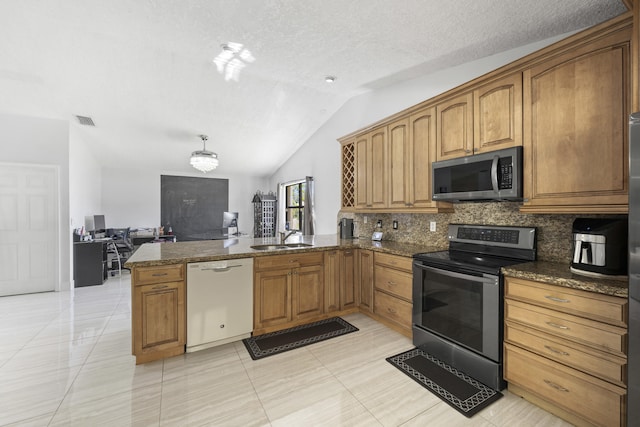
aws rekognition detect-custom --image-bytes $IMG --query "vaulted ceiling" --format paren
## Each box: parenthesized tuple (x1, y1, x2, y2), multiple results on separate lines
(0, 1, 628, 176)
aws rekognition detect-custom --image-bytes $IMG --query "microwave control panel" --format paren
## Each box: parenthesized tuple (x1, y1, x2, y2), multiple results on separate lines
(498, 158, 513, 189)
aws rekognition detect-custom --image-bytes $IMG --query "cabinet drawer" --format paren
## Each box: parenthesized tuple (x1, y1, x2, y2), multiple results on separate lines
(505, 321, 626, 386)
(505, 299, 627, 356)
(134, 264, 184, 285)
(505, 277, 627, 326)
(505, 343, 625, 427)
(374, 265, 412, 301)
(374, 252, 412, 272)
(374, 290, 412, 330)
(254, 252, 324, 270)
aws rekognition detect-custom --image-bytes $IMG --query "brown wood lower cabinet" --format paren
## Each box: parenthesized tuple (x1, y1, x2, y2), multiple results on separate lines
(253, 252, 325, 335)
(357, 249, 374, 312)
(372, 252, 413, 336)
(504, 276, 628, 426)
(325, 249, 359, 313)
(131, 264, 186, 364)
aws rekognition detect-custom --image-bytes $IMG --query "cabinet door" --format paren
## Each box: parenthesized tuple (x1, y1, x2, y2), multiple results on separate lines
(409, 106, 437, 207)
(133, 281, 185, 354)
(254, 268, 292, 329)
(474, 73, 522, 153)
(340, 249, 357, 310)
(358, 250, 374, 312)
(388, 118, 410, 208)
(293, 264, 324, 320)
(522, 27, 630, 213)
(436, 92, 474, 160)
(355, 134, 369, 209)
(323, 250, 341, 313)
(369, 127, 388, 208)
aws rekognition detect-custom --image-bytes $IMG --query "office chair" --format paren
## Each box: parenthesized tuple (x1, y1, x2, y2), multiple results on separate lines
(108, 227, 134, 275)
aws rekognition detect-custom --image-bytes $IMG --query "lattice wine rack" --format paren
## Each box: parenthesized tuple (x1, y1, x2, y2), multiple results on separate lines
(341, 142, 355, 209)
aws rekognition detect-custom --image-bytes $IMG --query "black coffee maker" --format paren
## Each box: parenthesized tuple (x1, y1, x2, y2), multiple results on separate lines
(570, 218, 627, 279)
(339, 218, 354, 239)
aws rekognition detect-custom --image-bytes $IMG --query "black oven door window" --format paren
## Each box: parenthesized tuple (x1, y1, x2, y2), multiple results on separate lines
(413, 264, 501, 362)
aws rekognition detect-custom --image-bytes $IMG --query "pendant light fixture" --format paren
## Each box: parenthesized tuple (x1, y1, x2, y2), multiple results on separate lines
(190, 134, 219, 173)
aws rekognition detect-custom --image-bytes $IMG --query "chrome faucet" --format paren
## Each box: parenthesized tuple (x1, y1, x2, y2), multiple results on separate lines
(280, 231, 296, 244)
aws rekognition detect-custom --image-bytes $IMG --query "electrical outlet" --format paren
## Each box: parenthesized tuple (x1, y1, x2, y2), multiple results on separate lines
(392, 220, 398, 230)
(429, 221, 437, 232)
(376, 219, 382, 228)
(363, 216, 368, 224)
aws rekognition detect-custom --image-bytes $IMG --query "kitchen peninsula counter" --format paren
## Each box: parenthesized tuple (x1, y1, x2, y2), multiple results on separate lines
(125, 234, 445, 268)
(502, 261, 628, 298)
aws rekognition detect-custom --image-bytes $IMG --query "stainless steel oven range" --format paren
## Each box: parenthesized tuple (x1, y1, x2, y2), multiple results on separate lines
(412, 224, 536, 390)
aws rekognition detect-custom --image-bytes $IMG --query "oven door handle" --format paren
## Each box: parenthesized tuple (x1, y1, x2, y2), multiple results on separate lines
(413, 262, 498, 282)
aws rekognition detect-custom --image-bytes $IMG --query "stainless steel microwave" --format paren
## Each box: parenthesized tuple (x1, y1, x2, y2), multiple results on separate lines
(432, 146, 523, 201)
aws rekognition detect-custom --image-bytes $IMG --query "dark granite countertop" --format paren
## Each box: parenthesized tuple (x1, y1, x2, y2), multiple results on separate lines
(502, 261, 628, 298)
(125, 234, 445, 268)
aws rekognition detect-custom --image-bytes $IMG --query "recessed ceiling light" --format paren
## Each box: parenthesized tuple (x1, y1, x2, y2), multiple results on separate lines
(325, 76, 336, 83)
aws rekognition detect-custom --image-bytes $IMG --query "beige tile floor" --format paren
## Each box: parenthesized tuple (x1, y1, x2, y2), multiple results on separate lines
(0, 274, 573, 427)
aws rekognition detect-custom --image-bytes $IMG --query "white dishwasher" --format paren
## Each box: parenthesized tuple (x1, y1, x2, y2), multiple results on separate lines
(186, 258, 253, 353)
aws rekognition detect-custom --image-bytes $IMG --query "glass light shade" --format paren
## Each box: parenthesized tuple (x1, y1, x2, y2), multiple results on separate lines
(190, 150, 219, 172)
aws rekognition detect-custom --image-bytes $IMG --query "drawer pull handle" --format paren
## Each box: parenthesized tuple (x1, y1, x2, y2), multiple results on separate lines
(544, 379, 569, 392)
(387, 281, 397, 286)
(152, 272, 168, 277)
(546, 321, 569, 330)
(545, 295, 570, 303)
(544, 345, 570, 356)
(152, 285, 169, 290)
(387, 308, 397, 314)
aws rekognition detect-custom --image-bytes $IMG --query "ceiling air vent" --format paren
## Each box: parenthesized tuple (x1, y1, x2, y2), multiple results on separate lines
(75, 115, 95, 126)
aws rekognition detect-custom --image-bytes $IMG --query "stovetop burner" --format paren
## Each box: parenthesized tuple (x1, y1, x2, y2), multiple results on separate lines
(413, 250, 529, 276)
(413, 224, 537, 276)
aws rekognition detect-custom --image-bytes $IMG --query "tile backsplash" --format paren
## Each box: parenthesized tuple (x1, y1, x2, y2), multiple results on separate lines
(339, 202, 627, 264)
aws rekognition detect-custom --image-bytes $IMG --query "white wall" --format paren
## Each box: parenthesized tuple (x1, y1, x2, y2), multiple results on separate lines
(69, 124, 102, 231)
(0, 112, 71, 291)
(101, 167, 269, 236)
(269, 33, 573, 235)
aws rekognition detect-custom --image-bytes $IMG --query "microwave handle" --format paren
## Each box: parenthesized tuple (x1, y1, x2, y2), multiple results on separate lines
(491, 155, 499, 192)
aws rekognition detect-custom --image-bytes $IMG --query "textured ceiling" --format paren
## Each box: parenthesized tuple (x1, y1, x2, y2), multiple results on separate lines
(0, 1, 628, 176)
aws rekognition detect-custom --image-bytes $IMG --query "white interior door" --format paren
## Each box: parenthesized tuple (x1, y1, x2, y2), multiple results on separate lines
(0, 164, 58, 296)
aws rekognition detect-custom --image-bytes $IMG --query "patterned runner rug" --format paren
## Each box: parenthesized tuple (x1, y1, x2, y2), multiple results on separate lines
(387, 348, 503, 418)
(243, 317, 358, 360)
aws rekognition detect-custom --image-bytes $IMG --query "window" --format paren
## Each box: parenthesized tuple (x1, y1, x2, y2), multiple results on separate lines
(285, 181, 305, 231)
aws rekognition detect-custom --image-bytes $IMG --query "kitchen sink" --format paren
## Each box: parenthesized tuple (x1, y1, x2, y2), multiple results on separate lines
(250, 243, 313, 250)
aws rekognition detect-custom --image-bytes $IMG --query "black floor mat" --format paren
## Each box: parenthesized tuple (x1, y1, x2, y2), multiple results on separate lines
(243, 317, 358, 360)
(386, 348, 502, 418)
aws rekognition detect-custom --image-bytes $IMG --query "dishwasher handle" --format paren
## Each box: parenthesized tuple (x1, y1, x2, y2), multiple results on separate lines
(200, 264, 244, 273)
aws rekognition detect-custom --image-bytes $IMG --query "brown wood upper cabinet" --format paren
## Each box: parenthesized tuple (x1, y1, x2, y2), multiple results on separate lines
(521, 25, 630, 214)
(436, 73, 522, 161)
(436, 92, 474, 160)
(388, 109, 444, 209)
(355, 126, 388, 209)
